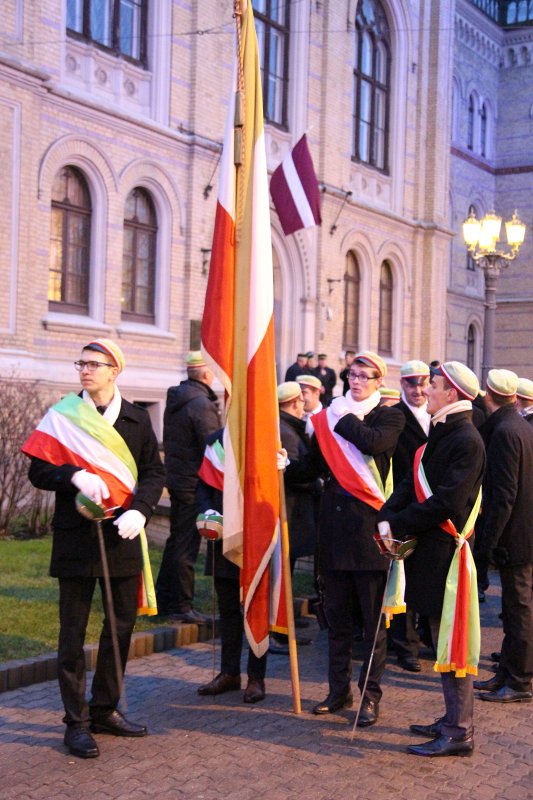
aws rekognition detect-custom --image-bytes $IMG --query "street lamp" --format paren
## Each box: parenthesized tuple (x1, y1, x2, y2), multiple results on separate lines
(462, 209, 526, 385)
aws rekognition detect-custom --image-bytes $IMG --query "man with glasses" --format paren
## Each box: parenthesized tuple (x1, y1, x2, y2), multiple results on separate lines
(24, 339, 165, 759)
(288, 351, 404, 726)
(389, 360, 431, 673)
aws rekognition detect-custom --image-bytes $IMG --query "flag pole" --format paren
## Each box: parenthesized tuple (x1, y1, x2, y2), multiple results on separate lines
(278, 467, 301, 714)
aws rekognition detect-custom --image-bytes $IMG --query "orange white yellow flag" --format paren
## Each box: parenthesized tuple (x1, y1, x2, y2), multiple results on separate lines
(201, 0, 284, 657)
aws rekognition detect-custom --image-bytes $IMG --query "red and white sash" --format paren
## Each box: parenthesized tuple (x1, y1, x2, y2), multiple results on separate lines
(311, 407, 386, 510)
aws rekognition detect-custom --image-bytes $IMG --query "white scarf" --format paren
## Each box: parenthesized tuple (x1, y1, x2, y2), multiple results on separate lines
(431, 399, 472, 426)
(401, 391, 431, 436)
(343, 389, 381, 420)
(305, 402, 323, 436)
(82, 387, 122, 426)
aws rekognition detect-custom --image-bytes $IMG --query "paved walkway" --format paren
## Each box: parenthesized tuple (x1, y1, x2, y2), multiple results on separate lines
(0, 580, 531, 800)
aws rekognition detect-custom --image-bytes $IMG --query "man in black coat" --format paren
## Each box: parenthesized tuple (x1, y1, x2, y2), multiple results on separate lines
(339, 350, 355, 396)
(155, 352, 221, 622)
(516, 377, 533, 425)
(287, 351, 405, 727)
(285, 352, 312, 382)
(474, 370, 533, 704)
(316, 354, 337, 406)
(25, 339, 165, 759)
(389, 360, 431, 672)
(195, 430, 268, 703)
(378, 361, 485, 757)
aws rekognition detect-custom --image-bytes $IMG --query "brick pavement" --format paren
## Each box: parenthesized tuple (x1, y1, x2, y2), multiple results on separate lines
(0, 578, 531, 800)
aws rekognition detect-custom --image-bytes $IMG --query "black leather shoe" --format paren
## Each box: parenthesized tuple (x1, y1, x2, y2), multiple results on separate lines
(312, 692, 353, 715)
(479, 686, 532, 703)
(398, 656, 422, 673)
(409, 717, 444, 737)
(473, 675, 504, 691)
(90, 709, 148, 737)
(243, 679, 266, 703)
(356, 699, 379, 727)
(64, 726, 99, 758)
(407, 734, 474, 757)
(197, 672, 241, 696)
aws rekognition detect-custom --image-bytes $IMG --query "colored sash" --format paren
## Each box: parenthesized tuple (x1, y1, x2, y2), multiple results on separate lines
(311, 408, 404, 621)
(22, 393, 157, 616)
(413, 444, 481, 677)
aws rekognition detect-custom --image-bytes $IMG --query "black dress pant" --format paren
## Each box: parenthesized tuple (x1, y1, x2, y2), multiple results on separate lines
(156, 490, 200, 614)
(58, 574, 139, 726)
(215, 576, 266, 680)
(429, 618, 473, 739)
(498, 562, 533, 691)
(323, 569, 387, 703)
(389, 606, 420, 661)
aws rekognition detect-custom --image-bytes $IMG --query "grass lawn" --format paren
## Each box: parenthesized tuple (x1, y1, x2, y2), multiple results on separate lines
(0, 536, 314, 662)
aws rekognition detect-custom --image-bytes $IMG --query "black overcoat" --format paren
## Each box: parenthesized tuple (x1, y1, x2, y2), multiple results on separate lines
(477, 404, 533, 566)
(377, 411, 485, 618)
(28, 398, 165, 578)
(392, 400, 428, 486)
(163, 379, 220, 493)
(279, 410, 320, 559)
(287, 404, 405, 572)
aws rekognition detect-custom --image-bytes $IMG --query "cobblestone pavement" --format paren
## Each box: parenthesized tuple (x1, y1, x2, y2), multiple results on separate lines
(0, 579, 531, 800)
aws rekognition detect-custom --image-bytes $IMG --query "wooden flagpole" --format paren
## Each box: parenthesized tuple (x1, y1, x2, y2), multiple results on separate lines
(278, 468, 301, 714)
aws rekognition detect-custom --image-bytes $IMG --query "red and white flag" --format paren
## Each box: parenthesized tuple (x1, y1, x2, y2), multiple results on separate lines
(201, 1, 286, 657)
(270, 134, 322, 236)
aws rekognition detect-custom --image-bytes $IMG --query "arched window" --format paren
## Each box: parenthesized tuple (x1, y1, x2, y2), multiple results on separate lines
(253, 0, 290, 126)
(353, 0, 390, 171)
(378, 261, 393, 356)
(49, 166, 91, 313)
(467, 94, 475, 151)
(480, 102, 488, 158)
(466, 204, 477, 271)
(467, 324, 476, 371)
(343, 251, 360, 351)
(122, 188, 157, 322)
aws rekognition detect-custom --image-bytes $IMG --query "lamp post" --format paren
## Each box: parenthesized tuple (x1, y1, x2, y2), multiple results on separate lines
(462, 209, 526, 386)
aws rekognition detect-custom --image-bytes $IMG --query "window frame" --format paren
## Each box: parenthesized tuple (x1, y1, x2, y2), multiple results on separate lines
(378, 260, 393, 356)
(352, 0, 391, 173)
(66, 0, 148, 67)
(121, 187, 157, 324)
(253, 0, 290, 128)
(343, 251, 361, 351)
(49, 166, 92, 315)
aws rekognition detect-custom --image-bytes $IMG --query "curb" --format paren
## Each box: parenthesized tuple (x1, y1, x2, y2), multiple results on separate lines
(0, 620, 219, 695)
(0, 598, 310, 695)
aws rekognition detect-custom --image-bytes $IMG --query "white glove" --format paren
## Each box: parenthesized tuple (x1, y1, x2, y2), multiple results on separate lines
(329, 397, 351, 418)
(377, 520, 393, 551)
(114, 509, 146, 540)
(276, 448, 289, 471)
(204, 509, 222, 517)
(71, 470, 110, 505)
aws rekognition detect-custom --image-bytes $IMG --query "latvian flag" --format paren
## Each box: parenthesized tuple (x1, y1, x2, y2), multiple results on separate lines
(270, 134, 322, 236)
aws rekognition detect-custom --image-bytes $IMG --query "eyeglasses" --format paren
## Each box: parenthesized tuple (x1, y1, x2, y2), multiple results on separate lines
(74, 360, 115, 372)
(348, 371, 378, 383)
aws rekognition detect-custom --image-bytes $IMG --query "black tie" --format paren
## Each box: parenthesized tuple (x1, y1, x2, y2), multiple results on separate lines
(96, 405, 107, 415)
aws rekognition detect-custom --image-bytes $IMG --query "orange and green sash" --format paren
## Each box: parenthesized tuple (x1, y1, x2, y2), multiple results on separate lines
(413, 444, 481, 677)
(22, 392, 157, 616)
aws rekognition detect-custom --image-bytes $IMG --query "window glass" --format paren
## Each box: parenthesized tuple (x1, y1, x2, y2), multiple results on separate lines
(343, 252, 360, 351)
(378, 261, 393, 356)
(49, 167, 91, 313)
(353, 0, 390, 172)
(252, 0, 290, 126)
(122, 188, 157, 322)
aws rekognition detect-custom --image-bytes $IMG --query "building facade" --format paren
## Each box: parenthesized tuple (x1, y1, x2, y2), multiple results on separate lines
(1, 0, 532, 438)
